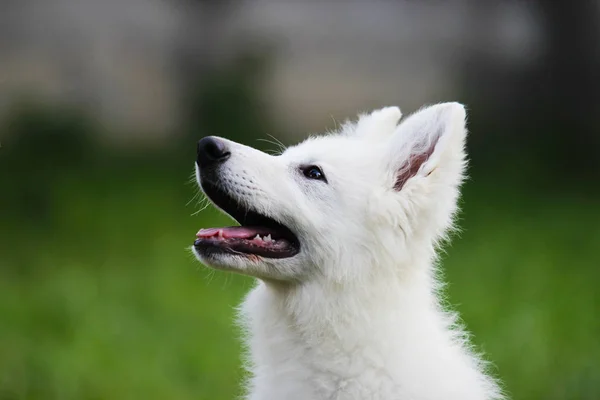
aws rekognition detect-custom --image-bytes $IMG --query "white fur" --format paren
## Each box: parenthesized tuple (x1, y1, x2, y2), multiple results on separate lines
(193, 103, 504, 400)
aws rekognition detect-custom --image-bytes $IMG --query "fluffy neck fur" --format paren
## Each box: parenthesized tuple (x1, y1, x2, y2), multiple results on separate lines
(239, 250, 503, 400)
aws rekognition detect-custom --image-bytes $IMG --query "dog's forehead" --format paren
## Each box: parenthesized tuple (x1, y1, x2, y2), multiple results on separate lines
(283, 135, 371, 164)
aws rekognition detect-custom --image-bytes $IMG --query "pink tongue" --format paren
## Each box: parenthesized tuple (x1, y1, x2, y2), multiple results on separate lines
(197, 227, 270, 239)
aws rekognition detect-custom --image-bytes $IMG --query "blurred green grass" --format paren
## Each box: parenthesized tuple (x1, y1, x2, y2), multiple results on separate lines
(1, 161, 599, 400)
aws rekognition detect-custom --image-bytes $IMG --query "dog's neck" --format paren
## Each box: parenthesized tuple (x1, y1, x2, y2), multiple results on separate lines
(244, 258, 439, 349)
(238, 256, 498, 400)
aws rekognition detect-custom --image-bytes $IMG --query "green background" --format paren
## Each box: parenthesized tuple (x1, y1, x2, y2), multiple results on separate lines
(0, 101, 598, 400)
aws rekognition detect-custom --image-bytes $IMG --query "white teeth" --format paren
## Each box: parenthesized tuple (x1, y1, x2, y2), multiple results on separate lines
(252, 234, 274, 242)
(252, 234, 273, 242)
(218, 229, 224, 238)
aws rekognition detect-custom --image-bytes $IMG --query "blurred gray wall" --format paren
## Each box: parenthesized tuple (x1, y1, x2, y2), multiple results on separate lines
(0, 0, 550, 142)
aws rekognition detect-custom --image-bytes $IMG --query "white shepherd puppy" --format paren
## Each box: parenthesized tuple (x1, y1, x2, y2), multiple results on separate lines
(192, 103, 504, 400)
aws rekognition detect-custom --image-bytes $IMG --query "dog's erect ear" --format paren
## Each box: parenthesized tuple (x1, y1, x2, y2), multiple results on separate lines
(388, 102, 467, 191)
(353, 106, 402, 138)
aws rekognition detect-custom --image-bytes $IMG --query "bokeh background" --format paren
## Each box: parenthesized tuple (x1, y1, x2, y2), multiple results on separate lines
(1, 1, 599, 399)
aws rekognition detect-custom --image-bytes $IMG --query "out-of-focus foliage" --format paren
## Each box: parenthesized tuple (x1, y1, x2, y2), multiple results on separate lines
(462, 1, 600, 185)
(181, 50, 276, 147)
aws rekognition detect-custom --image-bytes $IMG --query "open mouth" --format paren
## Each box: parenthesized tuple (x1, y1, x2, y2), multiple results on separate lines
(194, 180, 300, 259)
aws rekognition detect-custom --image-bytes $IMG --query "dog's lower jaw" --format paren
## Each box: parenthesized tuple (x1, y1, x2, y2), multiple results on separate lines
(192, 245, 309, 283)
(238, 270, 503, 400)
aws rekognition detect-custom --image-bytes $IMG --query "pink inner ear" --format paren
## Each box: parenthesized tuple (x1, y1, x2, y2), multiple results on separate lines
(393, 146, 435, 191)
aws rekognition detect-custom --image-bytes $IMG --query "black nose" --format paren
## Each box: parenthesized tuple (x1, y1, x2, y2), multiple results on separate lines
(196, 136, 230, 168)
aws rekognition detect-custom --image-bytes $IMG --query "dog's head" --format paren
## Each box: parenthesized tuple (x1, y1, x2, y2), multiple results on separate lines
(192, 103, 467, 283)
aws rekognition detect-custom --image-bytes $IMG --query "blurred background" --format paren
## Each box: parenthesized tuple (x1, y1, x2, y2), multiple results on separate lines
(1, 1, 599, 399)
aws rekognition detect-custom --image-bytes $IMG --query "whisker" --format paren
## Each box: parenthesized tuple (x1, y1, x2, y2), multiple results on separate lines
(257, 134, 287, 155)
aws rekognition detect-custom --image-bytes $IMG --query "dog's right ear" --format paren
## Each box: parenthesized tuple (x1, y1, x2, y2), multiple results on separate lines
(387, 102, 467, 191)
(353, 106, 402, 139)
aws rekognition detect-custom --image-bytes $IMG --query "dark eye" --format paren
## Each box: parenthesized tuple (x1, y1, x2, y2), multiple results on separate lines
(301, 165, 327, 182)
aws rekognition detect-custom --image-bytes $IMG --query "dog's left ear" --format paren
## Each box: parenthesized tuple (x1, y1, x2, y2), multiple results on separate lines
(388, 102, 467, 191)
(354, 106, 402, 138)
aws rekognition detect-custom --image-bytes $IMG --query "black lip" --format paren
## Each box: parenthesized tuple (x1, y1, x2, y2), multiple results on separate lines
(194, 237, 298, 259)
(195, 179, 300, 258)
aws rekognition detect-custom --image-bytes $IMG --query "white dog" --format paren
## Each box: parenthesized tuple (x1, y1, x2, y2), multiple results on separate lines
(192, 103, 504, 400)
